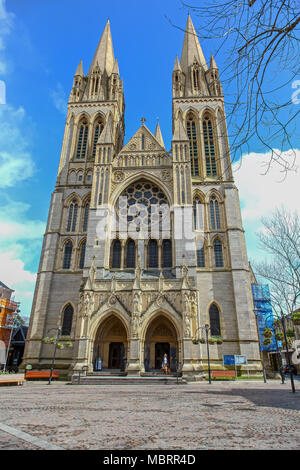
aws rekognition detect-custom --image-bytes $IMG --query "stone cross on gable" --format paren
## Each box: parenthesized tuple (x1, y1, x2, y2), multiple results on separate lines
(141, 117, 146, 126)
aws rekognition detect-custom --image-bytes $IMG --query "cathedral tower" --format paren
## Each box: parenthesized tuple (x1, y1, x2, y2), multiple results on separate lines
(23, 17, 261, 378)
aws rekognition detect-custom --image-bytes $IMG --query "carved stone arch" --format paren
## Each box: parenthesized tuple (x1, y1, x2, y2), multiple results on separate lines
(64, 192, 81, 208)
(205, 188, 223, 204)
(90, 111, 106, 126)
(193, 188, 205, 203)
(110, 172, 173, 207)
(89, 308, 131, 344)
(183, 107, 199, 121)
(199, 106, 216, 121)
(141, 308, 182, 342)
(76, 112, 90, 126)
(60, 300, 76, 316)
(61, 236, 75, 250)
(82, 191, 91, 206)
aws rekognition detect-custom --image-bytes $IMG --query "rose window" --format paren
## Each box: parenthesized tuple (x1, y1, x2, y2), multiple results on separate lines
(116, 181, 169, 231)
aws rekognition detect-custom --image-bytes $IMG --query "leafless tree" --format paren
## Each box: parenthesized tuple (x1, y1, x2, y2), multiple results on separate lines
(171, 1, 300, 174)
(253, 207, 300, 317)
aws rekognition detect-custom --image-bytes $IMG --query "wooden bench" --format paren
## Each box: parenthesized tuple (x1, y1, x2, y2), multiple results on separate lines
(0, 379, 26, 386)
(25, 370, 59, 380)
(211, 370, 236, 380)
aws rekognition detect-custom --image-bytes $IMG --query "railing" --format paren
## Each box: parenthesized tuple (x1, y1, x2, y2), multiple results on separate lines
(77, 365, 89, 385)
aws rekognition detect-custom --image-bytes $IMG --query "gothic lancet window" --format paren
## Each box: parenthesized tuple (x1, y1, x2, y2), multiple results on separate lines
(61, 304, 73, 336)
(79, 241, 86, 269)
(193, 197, 204, 231)
(92, 118, 104, 159)
(82, 202, 89, 232)
(76, 119, 89, 160)
(63, 241, 73, 269)
(125, 239, 136, 269)
(214, 239, 224, 267)
(209, 196, 221, 230)
(186, 113, 200, 177)
(148, 239, 158, 268)
(67, 200, 78, 232)
(203, 115, 217, 176)
(209, 303, 221, 336)
(162, 239, 172, 268)
(111, 240, 121, 269)
(196, 241, 205, 268)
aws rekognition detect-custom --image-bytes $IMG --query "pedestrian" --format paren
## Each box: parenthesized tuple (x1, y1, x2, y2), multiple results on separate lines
(162, 353, 169, 375)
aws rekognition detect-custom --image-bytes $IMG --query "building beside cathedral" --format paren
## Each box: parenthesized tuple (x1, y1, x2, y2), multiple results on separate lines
(23, 15, 261, 379)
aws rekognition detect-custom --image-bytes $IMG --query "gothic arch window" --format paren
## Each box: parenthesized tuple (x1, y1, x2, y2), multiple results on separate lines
(162, 239, 172, 268)
(193, 196, 204, 231)
(148, 239, 158, 268)
(214, 239, 224, 268)
(196, 240, 205, 268)
(79, 240, 86, 269)
(67, 199, 79, 232)
(192, 66, 200, 91)
(92, 117, 104, 159)
(125, 239, 136, 269)
(186, 113, 200, 177)
(111, 239, 121, 269)
(209, 195, 221, 230)
(209, 303, 221, 336)
(63, 241, 73, 269)
(82, 201, 90, 232)
(61, 304, 73, 336)
(76, 118, 89, 160)
(116, 180, 169, 234)
(203, 114, 217, 176)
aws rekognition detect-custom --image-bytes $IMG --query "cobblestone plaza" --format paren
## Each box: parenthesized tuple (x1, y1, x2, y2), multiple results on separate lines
(0, 380, 299, 450)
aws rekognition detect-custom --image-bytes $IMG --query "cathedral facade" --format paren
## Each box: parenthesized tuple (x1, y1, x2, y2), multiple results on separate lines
(23, 16, 261, 379)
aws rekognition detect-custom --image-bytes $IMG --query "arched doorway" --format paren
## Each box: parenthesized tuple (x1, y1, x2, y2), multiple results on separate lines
(143, 315, 178, 372)
(93, 315, 128, 371)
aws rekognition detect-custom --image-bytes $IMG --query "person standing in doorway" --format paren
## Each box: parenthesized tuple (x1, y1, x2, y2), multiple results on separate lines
(162, 353, 169, 375)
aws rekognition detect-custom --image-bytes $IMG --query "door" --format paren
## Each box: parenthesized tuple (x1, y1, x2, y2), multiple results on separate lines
(155, 343, 170, 369)
(108, 342, 123, 369)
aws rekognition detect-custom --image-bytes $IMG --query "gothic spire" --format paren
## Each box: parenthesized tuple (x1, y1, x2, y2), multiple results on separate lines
(209, 53, 218, 69)
(154, 121, 165, 148)
(88, 20, 115, 76)
(173, 55, 182, 73)
(180, 14, 207, 73)
(75, 59, 83, 76)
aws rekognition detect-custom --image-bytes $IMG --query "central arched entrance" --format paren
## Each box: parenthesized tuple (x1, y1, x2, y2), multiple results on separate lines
(143, 314, 178, 372)
(93, 314, 128, 371)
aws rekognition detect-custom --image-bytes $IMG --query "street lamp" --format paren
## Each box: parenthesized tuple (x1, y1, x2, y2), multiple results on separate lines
(45, 327, 61, 385)
(194, 324, 212, 384)
(3, 306, 20, 373)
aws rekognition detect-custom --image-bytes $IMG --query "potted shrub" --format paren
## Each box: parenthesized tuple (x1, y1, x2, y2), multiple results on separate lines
(263, 338, 272, 346)
(199, 338, 206, 344)
(208, 338, 217, 345)
(275, 332, 283, 341)
(216, 338, 223, 344)
(192, 338, 199, 345)
(263, 328, 273, 338)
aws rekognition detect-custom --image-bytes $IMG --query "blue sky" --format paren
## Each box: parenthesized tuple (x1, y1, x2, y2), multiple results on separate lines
(0, 0, 299, 318)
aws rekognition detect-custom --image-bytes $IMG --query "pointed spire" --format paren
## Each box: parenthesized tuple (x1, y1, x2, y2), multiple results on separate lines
(88, 20, 115, 76)
(112, 58, 119, 75)
(173, 116, 189, 142)
(155, 121, 165, 148)
(75, 60, 83, 76)
(173, 55, 182, 72)
(98, 114, 114, 144)
(210, 53, 218, 69)
(180, 14, 207, 72)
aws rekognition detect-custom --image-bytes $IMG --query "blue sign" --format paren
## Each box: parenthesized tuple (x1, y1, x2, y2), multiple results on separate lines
(223, 355, 235, 366)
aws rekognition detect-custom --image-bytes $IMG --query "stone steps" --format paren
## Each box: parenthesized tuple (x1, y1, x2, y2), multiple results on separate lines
(72, 375, 186, 385)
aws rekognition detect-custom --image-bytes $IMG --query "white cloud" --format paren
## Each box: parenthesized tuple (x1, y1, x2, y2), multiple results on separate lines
(233, 149, 300, 261)
(51, 82, 68, 116)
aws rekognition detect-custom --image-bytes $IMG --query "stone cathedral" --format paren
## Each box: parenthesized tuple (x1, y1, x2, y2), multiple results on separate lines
(23, 16, 261, 379)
